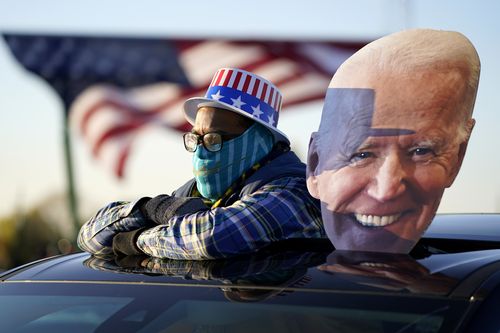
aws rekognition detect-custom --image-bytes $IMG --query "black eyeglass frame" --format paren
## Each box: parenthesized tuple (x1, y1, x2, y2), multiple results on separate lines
(183, 132, 226, 152)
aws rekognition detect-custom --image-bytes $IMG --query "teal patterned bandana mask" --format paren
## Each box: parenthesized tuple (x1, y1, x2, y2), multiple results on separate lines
(193, 123, 274, 201)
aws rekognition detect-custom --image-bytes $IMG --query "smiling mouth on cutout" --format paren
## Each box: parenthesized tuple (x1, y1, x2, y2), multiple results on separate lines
(353, 213, 403, 228)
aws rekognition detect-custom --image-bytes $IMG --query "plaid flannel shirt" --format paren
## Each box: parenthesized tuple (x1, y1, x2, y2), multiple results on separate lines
(78, 176, 325, 260)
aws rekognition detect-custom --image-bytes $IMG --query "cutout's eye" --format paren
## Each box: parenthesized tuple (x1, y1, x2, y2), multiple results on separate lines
(349, 151, 374, 166)
(410, 147, 436, 161)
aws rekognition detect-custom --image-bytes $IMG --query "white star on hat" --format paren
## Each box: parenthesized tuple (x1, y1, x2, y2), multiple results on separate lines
(267, 115, 275, 126)
(251, 104, 264, 118)
(211, 90, 224, 101)
(231, 95, 246, 109)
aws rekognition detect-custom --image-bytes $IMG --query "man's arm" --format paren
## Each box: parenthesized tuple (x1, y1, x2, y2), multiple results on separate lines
(136, 177, 325, 260)
(77, 198, 153, 255)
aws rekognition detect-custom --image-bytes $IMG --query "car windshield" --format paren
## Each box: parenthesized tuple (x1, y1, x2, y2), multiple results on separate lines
(0, 282, 467, 333)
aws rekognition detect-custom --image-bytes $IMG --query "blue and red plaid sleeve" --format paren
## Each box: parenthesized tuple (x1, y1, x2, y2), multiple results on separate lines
(137, 177, 324, 259)
(77, 198, 151, 255)
(78, 176, 325, 259)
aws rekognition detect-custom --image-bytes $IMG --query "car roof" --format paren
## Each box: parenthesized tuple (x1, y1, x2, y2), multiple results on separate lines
(2, 214, 500, 301)
(2, 249, 500, 297)
(424, 213, 500, 242)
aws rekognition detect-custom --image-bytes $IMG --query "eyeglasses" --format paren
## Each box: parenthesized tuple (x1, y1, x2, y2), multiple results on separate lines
(183, 132, 226, 152)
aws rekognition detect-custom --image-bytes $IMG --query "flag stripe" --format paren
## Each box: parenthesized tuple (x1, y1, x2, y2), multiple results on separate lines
(222, 69, 233, 86)
(214, 69, 225, 86)
(227, 70, 237, 87)
(233, 71, 243, 89)
(241, 74, 251, 92)
(257, 82, 268, 98)
(116, 142, 131, 178)
(252, 79, 261, 97)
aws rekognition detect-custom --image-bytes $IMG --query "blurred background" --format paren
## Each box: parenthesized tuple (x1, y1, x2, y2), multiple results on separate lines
(1, 0, 499, 269)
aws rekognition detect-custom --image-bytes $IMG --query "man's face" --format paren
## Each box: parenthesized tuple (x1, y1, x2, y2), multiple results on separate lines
(307, 69, 472, 253)
(193, 106, 251, 138)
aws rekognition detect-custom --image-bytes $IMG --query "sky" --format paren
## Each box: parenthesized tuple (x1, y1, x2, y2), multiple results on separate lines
(0, 0, 499, 220)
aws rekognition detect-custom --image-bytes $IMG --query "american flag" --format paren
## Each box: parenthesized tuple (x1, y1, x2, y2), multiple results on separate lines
(3, 34, 367, 178)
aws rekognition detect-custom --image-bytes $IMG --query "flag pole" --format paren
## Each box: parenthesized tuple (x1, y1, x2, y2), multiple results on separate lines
(63, 102, 80, 243)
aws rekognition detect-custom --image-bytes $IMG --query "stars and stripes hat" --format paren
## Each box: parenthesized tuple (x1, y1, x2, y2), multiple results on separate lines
(184, 68, 289, 144)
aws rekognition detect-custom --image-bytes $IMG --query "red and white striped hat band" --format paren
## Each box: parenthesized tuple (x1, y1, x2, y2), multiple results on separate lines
(184, 68, 289, 144)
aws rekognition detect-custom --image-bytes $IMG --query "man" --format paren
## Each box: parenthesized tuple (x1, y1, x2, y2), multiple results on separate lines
(78, 67, 325, 260)
(306, 29, 480, 253)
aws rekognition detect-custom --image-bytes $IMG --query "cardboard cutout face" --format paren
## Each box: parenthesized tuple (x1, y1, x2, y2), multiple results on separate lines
(307, 76, 470, 253)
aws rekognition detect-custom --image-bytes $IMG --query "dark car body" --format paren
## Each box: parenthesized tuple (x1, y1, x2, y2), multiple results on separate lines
(1, 214, 500, 332)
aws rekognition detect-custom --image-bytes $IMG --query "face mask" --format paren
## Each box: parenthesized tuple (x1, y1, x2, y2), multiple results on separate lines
(193, 123, 274, 201)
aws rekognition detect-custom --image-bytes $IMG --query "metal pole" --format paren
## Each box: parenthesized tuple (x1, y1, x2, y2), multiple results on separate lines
(63, 110, 80, 243)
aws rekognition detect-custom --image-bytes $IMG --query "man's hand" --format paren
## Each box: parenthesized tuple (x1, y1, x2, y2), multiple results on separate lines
(139, 195, 209, 224)
(112, 229, 146, 256)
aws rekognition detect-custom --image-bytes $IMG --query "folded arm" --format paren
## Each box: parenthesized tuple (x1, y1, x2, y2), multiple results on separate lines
(77, 199, 152, 255)
(78, 177, 324, 260)
(137, 177, 324, 260)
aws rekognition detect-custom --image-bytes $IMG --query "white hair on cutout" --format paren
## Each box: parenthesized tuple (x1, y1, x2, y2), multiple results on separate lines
(333, 29, 481, 143)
